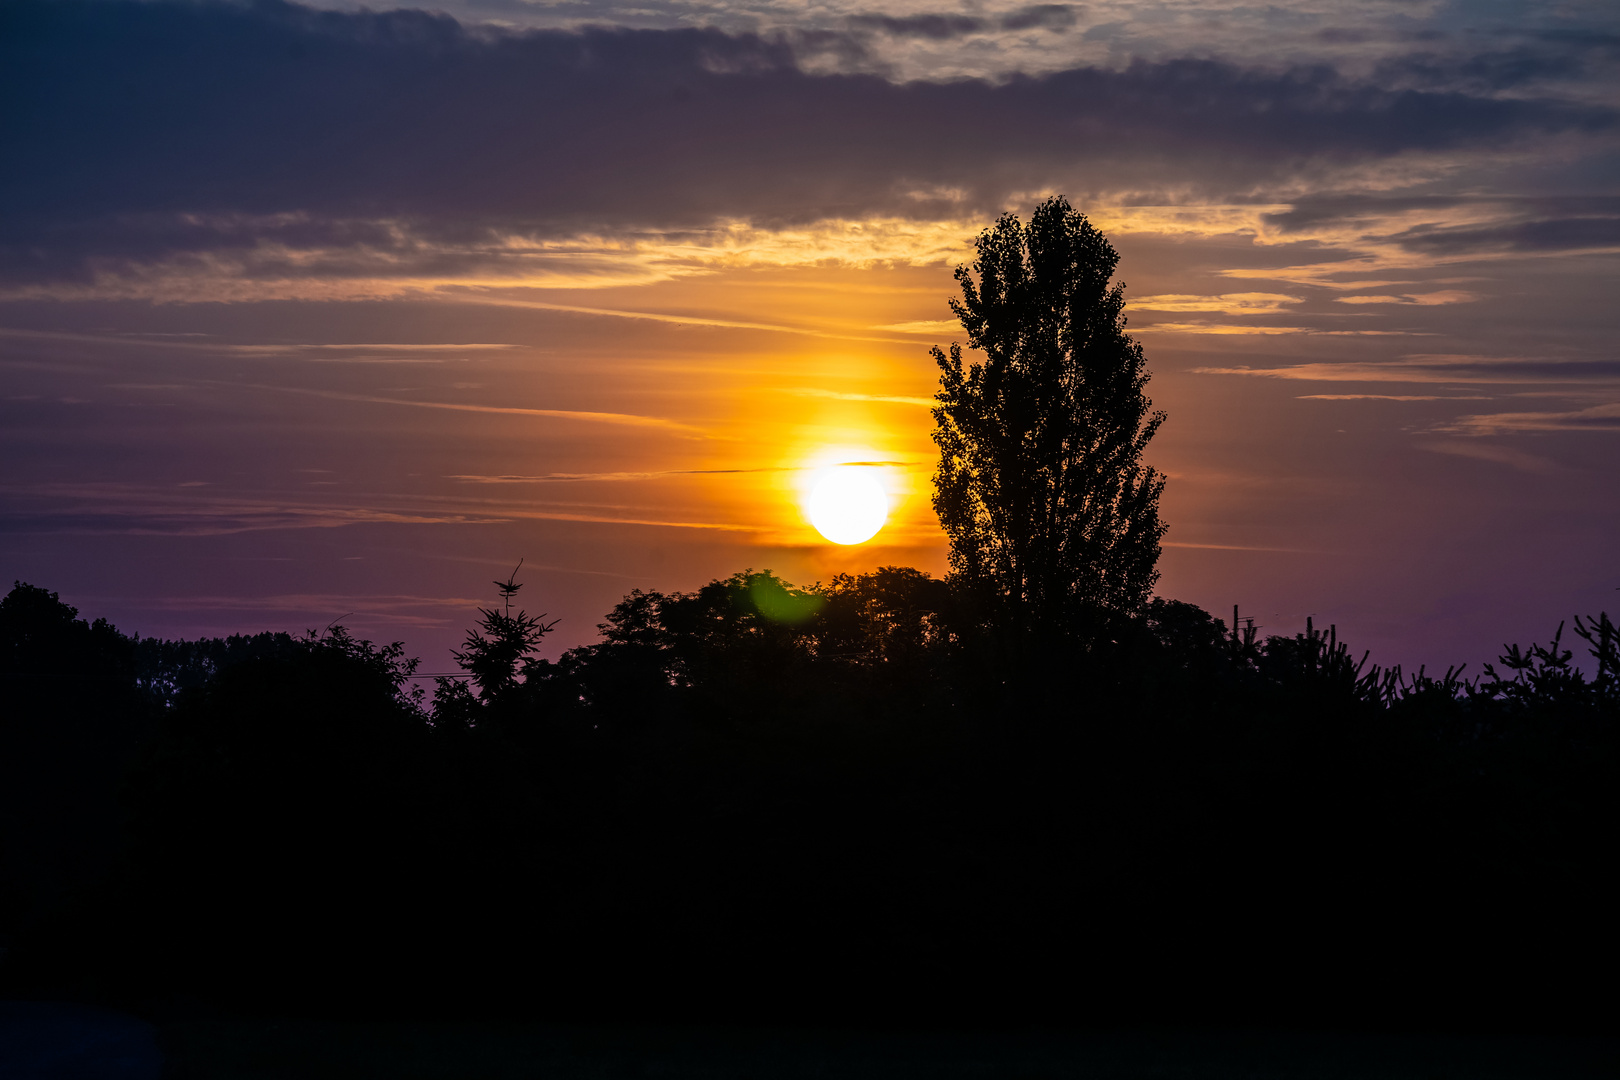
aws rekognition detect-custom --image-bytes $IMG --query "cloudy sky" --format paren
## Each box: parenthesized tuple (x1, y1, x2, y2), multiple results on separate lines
(2, 0, 1616, 672)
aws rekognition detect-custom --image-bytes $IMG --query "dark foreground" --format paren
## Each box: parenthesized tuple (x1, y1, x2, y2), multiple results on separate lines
(4, 1003, 1618, 1080)
(3, 576, 1616, 1036)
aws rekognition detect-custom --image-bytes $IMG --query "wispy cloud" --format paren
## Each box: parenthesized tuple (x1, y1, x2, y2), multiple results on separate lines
(252, 384, 704, 433)
(1334, 290, 1477, 306)
(227, 343, 519, 363)
(0, 481, 771, 537)
(1298, 394, 1491, 401)
(448, 468, 790, 483)
(786, 388, 936, 406)
(498, 508, 769, 532)
(232, 343, 517, 352)
(148, 592, 486, 611)
(456, 293, 923, 344)
(872, 319, 961, 335)
(1139, 324, 1415, 336)
(1416, 440, 1562, 473)
(1131, 292, 1303, 314)
(1161, 540, 1317, 552)
(1196, 356, 1620, 384)
(1436, 401, 1620, 435)
(1138, 324, 1316, 336)
(0, 485, 514, 536)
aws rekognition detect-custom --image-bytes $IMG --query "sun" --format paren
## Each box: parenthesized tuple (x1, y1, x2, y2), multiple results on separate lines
(807, 465, 889, 545)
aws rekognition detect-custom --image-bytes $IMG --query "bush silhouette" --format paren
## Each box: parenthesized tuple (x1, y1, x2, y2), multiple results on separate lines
(2, 575, 1616, 1029)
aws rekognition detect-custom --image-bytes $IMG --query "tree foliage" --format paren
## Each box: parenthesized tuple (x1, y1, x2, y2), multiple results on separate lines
(3, 575, 1617, 1031)
(932, 196, 1166, 642)
(434, 561, 557, 727)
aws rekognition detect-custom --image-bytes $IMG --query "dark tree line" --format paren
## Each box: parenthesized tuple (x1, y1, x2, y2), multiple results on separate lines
(2, 574, 1615, 1030)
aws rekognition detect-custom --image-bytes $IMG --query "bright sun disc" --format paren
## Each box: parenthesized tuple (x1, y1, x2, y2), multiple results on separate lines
(808, 466, 889, 545)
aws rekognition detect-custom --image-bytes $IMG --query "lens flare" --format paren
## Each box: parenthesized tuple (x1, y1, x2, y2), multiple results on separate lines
(807, 465, 888, 545)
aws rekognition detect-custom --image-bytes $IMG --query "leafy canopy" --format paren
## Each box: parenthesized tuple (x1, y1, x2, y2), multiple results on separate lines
(932, 196, 1166, 642)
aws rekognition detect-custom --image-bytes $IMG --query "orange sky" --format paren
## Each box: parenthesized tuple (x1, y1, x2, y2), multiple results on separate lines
(3, 0, 1618, 674)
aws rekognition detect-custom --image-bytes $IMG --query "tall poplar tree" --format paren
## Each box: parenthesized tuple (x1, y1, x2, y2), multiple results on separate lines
(931, 196, 1166, 643)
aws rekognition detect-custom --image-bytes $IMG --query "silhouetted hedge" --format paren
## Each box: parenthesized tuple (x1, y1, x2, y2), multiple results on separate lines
(1, 575, 1614, 1032)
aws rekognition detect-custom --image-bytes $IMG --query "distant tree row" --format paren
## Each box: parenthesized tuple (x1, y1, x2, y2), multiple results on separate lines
(3, 573, 1615, 1028)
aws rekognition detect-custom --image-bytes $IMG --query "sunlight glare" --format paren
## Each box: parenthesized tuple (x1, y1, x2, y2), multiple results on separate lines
(807, 465, 889, 545)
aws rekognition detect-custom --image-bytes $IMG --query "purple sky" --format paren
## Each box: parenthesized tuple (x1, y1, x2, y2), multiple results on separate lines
(3, 0, 1617, 675)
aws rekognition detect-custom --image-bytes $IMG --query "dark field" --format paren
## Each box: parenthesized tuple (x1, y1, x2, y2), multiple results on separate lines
(6, 1003, 1618, 1080)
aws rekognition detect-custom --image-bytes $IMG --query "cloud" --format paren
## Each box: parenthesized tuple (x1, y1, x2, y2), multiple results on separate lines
(145, 591, 489, 612)
(1374, 36, 1620, 95)
(786, 388, 936, 406)
(1391, 217, 1620, 256)
(0, 479, 770, 537)
(448, 467, 791, 482)
(1131, 292, 1303, 314)
(0, 483, 514, 536)
(841, 4, 1079, 39)
(1416, 440, 1562, 473)
(1140, 324, 1416, 336)
(275, 0, 1619, 90)
(1160, 541, 1314, 552)
(228, 343, 519, 363)
(249, 384, 705, 433)
(1263, 194, 1620, 234)
(1438, 401, 1620, 435)
(998, 5, 1081, 32)
(2, 0, 1611, 293)
(1139, 324, 1317, 335)
(1251, 194, 1620, 271)
(845, 13, 987, 39)
(1297, 394, 1490, 401)
(1333, 290, 1476, 305)
(0, 215, 983, 303)
(1195, 356, 1620, 384)
(872, 319, 962, 334)
(453, 294, 925, 344)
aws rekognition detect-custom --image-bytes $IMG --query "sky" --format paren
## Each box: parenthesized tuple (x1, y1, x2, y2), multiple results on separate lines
(2, 0, 1617, 675)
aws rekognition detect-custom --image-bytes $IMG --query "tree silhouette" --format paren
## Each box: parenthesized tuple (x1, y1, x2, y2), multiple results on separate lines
(5, 572, 1619, 1031)
(931, 196, 1166, 644)
(441, 561, 557, 711)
